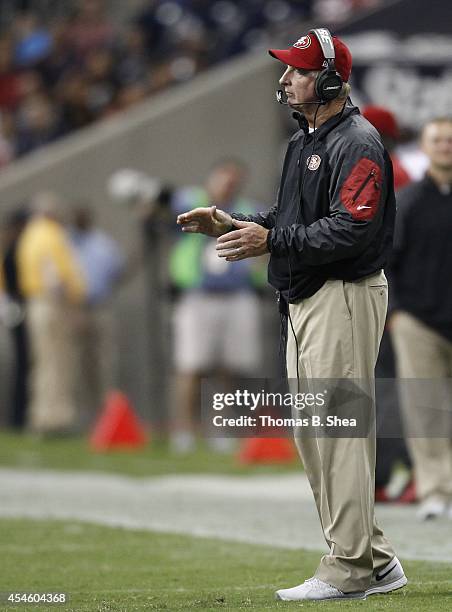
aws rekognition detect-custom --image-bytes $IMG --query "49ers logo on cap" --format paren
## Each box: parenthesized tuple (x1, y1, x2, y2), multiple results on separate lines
(293, 35, 311, 49)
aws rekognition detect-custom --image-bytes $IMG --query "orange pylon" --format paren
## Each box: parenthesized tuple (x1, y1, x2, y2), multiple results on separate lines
(89, 390, 148, 451)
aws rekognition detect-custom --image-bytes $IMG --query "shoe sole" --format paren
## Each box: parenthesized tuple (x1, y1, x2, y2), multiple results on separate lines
(275, 592, 367, 601)
(365, 575, 408, 596)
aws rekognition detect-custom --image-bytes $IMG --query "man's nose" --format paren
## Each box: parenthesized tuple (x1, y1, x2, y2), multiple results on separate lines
(279, 68, 291, 86)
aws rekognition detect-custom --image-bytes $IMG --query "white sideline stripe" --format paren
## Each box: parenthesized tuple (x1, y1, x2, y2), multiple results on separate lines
(1, 468, 452, 563)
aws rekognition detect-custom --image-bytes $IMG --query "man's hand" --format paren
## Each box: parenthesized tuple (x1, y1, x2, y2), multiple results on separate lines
(216, 219, 269, 261)
(177, 206, 233, 237)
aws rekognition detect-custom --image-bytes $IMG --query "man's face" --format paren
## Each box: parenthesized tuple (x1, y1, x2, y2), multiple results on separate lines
(206, 164, 246, 205)
(422, 121, 452, 172)
(279, 65, 318, 107)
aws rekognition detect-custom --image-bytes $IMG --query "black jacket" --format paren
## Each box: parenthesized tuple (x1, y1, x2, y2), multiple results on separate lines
(233, 103, 396, 302)
(388, 174, 452, 342)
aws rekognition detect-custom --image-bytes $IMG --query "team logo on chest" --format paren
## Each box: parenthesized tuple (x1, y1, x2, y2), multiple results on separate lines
(307, 154, 322, 171)
(293, 35, 311, 49)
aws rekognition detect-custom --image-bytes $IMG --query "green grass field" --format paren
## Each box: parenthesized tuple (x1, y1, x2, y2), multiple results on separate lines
(1, 519, 452, 611)
(1, 432, 452, 611)
(0, 431, 299, 477)
(0, 429, 410, 486)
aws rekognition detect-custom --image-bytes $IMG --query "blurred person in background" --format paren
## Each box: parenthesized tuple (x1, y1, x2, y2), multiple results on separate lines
(12, 10, 52, 69)
(0, 208, 30, 429)
(0, 34, 23, 113)
(362, 105, 414, 504)
(64, 0, 116, 62)
(115, 25, 150, 90)
(55, 69, 95, 132)
(17, 68, 45, 99)
(39, 22, 77, 90)
(0, 111, 14, 168)
(362, 106, 410, 192)
(69, 206, 124, 429)
(169, 159, 265, 453)
(315, 0, 381, 23)
(83, 47, 117, 119)
(114, 82, 148, 112)
(17, 191, 85, 435)
(389, 117, 452, 521)
(15, 92, 62, 157)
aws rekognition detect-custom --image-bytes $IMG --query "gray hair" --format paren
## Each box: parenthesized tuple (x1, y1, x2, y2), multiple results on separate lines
(337, 81, 351, 100)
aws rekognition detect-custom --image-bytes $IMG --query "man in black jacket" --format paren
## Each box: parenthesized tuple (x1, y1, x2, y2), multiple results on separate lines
(177, 29, 405, 601)
(390, 116, 452, 521)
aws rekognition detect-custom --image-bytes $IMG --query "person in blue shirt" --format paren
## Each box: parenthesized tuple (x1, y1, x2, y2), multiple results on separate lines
(70, 206, 125, 429)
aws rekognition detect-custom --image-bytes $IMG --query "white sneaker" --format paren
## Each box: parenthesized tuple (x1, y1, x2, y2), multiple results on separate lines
(385, 467, 411, 500)
(275, 578, 366, 601)
(366, 557, 407, 596)
(417, 496, 447, 521)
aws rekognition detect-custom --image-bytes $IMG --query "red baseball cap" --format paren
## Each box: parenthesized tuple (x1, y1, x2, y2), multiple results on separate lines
(362, 105, 400, 140)
(269, 33, 352, 83)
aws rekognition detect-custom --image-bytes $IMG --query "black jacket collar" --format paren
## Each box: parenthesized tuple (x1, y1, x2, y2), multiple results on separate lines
(293, 102, 359, 140)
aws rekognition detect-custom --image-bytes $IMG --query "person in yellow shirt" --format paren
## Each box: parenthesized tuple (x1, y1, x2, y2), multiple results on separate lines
(17, 191, 86, 434)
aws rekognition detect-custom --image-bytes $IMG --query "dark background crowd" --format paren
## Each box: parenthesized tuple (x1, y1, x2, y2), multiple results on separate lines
(0, 0, 382, 168)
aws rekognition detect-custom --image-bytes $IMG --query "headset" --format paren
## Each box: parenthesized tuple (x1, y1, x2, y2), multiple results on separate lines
(276, 27, 343, 105)
(310, 28, 343, 102)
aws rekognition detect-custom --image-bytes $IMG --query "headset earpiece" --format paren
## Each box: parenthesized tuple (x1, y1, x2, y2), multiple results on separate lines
(309, 28, 343, 102)
(314, 66, 343, 101)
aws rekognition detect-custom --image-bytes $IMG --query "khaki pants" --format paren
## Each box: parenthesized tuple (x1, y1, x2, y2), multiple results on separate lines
(27, 297, 76, 433)
(287, 271, 395, 592)
(72, 304, 117, 427)
(391, 311, 452, 502)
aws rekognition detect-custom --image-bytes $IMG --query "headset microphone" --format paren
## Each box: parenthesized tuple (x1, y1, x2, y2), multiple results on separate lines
(276, 89, 325, 106)
(276, 89, 288, 105)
